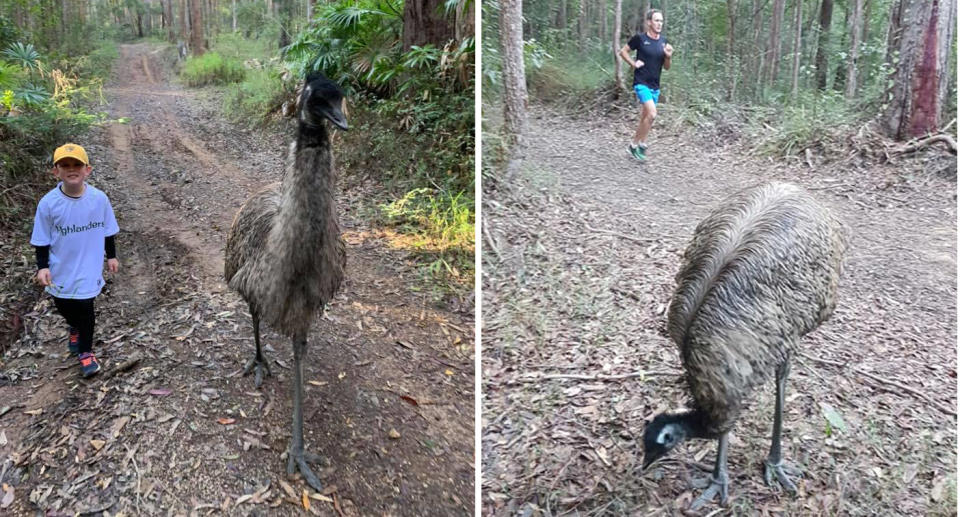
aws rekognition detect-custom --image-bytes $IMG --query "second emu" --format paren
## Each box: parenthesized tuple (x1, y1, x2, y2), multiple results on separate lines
(224, 73, 348, 491)
(642, 182, 847, 509)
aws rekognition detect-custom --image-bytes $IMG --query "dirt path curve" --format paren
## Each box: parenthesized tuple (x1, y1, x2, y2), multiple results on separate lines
(482, 106, 956, 515)
(1, 43, 474, 516)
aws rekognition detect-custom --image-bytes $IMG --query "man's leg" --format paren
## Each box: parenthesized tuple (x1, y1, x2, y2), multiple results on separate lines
(633, 99, 657, 147)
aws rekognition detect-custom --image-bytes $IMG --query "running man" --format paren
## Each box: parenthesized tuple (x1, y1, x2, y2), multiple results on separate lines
(619, 9, 673, 162)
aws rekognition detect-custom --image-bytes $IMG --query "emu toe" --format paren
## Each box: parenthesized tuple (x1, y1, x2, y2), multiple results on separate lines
(689, 474, 729, 510)
(287, 447, 326, 492)
(243, 356, 272, 388)
(763, 459, 801, 494)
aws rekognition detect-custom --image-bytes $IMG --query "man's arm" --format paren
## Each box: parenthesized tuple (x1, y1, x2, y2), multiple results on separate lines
(663, 43, 673, 70)
(619, 44, 642, 68)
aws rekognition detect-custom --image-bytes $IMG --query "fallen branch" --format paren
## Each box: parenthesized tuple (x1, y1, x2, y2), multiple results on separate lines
(798, 352, 955, 417)
(583, 223, 662, 246)
(514, 370, 680, 383)
(481, 216, 502, 263)
(100, 355, 142, 380)
(610, 286, 642, 302)
(855, 369, 956, 417)
(897, 134, 957, 155)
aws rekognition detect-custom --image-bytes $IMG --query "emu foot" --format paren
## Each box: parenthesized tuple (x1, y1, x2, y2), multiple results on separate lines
(689, 474, 729, 510)
(242, 356, 272, 387)
(764, 459, 802, 494)
(287, 447, 326, 492)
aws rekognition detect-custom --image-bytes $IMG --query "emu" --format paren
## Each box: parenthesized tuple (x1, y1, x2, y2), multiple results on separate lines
(224, 73, 348, 491)
(643, 182, 847, 509)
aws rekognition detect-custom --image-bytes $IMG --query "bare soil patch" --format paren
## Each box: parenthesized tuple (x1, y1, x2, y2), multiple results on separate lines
(0, 43, 474, 516)
(482, 106, 956, 515)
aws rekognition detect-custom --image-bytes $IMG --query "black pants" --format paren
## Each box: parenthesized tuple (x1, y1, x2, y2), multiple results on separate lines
(52, 297, 95, 355)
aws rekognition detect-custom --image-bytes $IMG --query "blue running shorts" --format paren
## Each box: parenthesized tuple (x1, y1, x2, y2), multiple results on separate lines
(634, 84, 660, 104)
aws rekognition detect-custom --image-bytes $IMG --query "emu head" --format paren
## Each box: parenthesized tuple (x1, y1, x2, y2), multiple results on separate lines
(299, 73, 349, 131)
(642, 412, 689, 470)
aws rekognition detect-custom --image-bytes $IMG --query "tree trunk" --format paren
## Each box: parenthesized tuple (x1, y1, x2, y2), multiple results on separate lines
(765, 0, 785, 86)
(814, 0, 833, 90)
(791, 0, 803, 97)
(882, 0, 957, 139)
(557, 0, 566, 30)
(578, 0, 586, 51)
(277, 0, 292, 48)
(455, 0, 475, 40)
(499, 0, 527, 156)
(751, 0, 765, 96)
(164, 0, 175, 41)
(844, 0, 863, 97)
(189, 0, 205, 55)
(832, 3, 849, 91)
(600, 0, 608, 41)
(179, 0, 189, 41)
(613, 0, 623, 95)
(628, 0, 637, 33)
(726, 0, 738, 100)
(402, 0, 456, 51)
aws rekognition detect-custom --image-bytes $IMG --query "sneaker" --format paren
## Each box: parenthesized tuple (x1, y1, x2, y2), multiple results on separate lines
(629, 144, 646, 162)
(68, 327, 79, 356)
(78, 352, 101, 378)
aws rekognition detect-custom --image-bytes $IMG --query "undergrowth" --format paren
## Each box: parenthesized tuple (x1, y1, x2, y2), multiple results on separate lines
(180, 52, 246, 86)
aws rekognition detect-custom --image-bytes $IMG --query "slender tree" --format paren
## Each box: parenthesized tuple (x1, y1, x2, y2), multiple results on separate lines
(189, 0, 205, 54)
(499, 0, 527, 156)
(844, 0, 864, 98)
(613, 0, 623, 94)
(814, 0, 834, 89)
(791, 0, 803, 97)
(765, 0, 786, 86)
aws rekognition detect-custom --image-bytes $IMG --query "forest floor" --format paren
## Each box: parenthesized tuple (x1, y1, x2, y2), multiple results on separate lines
(482, 103, 957, 516)
(0, 43, 474, 516)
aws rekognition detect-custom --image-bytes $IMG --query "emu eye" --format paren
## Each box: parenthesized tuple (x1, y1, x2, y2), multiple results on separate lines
(664, 433, 673, 443)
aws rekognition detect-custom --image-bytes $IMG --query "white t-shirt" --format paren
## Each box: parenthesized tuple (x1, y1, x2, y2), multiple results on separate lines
(30, 182, 119, 299)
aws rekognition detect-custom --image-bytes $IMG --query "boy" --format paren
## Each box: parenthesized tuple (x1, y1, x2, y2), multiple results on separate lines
(31, 143, 120, 377)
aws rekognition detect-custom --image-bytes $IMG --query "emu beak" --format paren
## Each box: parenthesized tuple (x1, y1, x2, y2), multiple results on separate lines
(325, 99, 349, 130)
(326, 111, 349, 131)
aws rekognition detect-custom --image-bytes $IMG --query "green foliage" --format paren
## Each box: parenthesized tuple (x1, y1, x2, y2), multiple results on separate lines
(379, 187, 474, 283)
(221, 67, 290, 123)
(180, 52, 247, 86)
(3, 42, 41, 71)
(0, 16, 20, 51)
(747, 90, 859, 157)
(0, 100, 102, 179)
(0, 34, 114, 181)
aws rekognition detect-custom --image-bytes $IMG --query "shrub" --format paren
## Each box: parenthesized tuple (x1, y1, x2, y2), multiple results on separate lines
(180, 52, 246, 86)
(222, 67, 290, 123)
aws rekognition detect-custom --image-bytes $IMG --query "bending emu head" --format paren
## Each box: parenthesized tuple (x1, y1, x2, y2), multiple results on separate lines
(299, 73, 349, 130)
(642, 412, 690, 470)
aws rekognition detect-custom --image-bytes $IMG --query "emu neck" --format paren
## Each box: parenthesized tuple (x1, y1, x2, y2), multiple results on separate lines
(679, 409, 715, 440)
(275, 122, 337, 249)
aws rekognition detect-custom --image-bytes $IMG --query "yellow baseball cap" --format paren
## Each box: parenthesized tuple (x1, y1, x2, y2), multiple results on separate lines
(53, 143, 90, 165)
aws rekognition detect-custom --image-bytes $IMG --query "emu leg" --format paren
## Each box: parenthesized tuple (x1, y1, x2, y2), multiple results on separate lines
(243, 309, 272, 387)
(764, 357, 801, 493)
(286, 335, 325, 491)
(690, 433, 730, 509)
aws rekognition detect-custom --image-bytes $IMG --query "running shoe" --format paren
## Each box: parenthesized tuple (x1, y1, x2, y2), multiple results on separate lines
(78, 352, 101, 378)
(629, 144, 646, 162)
(68, 327, 79, 356)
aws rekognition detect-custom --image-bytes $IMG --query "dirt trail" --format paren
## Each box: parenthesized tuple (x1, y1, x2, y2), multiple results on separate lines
(1, 43, 474, 515)
(482, 106, 956, 515)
